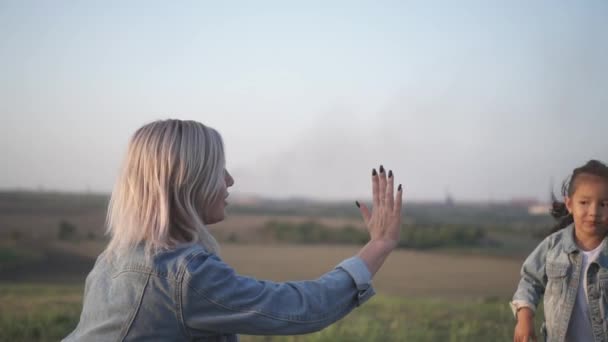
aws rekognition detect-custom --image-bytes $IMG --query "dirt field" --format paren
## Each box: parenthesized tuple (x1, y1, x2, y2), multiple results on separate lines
(1, 240, 523, 299)
(221, 244, 522, 298)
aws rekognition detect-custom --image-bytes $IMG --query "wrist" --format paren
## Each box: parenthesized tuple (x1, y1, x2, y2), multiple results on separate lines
(357, 240, 397, 277)
(516, 307, 534, 322)
(367, 239, 398, 252)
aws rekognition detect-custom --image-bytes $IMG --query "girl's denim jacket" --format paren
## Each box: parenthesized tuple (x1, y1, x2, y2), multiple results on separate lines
(63, 244, 374, 341)
(511, 224, 608, 342)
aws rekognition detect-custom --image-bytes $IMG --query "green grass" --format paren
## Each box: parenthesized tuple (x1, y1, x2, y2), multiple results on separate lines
(0, 283, 545, 342)
(0, 283, 82, 342)
(242, 296, 544, 342)
(0, 247, 43, 271)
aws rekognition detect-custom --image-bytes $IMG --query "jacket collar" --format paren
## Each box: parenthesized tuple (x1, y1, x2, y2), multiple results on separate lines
(562, 224, 608, 268)
(562, 224, 578, 254)
(598, 236, 608, 269)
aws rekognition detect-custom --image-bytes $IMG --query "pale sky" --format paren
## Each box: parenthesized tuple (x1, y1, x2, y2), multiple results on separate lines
(1, 1, 607, 201)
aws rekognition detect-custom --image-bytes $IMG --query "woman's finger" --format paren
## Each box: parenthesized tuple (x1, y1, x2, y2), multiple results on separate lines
(386, 170, 394, 210)
(357, 201, 371, 225)
(394, 184, 403, 215)
(378, 165, 387, 207)
(372, 168, 379, 208)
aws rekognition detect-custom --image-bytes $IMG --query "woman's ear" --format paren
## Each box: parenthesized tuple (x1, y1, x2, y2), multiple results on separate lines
(565, 196, 573, 214)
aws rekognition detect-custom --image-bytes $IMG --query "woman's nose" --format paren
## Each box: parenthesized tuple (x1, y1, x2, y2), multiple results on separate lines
(589, 204, 599, 217)
(225, 170, 235, 187)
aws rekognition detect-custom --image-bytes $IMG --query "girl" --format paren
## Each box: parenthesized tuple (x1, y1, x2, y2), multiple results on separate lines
(63, 119, 403, 341)
(512, 160, 608, 342)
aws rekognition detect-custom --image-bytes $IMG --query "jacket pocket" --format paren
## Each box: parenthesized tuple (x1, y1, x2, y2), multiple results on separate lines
(599, 274, 608, 321)
(546, 262, 569, 296)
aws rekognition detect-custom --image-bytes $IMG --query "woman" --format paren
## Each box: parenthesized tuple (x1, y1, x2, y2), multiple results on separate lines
(63, 119, 403, 341)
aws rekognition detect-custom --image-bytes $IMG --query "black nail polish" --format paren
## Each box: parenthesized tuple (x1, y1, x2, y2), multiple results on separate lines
(398, 184, 402, 191)
(388, 170, 393, 178)
(372, 169, 377, 176)
(355, 200, 360, 208)
(379, 165, 385, 174)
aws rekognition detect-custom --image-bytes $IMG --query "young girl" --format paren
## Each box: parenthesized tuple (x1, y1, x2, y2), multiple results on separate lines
(512, 160, 608, 342)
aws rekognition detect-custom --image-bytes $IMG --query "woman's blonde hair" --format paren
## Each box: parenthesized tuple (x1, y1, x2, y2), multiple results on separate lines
(105, 119, 223, 258)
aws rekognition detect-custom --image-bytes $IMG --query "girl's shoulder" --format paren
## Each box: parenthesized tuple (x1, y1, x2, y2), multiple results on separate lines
(545, 224, 577, 253)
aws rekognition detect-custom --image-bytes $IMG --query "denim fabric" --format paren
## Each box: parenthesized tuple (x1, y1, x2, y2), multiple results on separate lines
(511, 225, 608, 342)
(63, 243, 375, 341)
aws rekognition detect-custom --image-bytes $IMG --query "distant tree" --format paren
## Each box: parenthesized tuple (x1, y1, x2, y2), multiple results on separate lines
(227, 233, 238, 243)
(10, 230, 22, 241)
(58, 220, 77, 240)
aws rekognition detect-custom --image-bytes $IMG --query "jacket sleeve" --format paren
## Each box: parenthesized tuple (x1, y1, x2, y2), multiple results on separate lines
(510, 236, 551, 317)
(180, 251, 375, 337)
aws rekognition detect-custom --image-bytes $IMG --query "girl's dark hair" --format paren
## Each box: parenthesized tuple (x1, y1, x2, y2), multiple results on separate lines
(550, 159, 608, 233)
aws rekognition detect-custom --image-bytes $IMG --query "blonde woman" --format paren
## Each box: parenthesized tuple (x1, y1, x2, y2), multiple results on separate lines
(63, 119, 403, 341)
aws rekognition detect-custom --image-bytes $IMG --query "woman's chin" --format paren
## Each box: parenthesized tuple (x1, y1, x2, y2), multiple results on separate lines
(205, 213, 226, 225)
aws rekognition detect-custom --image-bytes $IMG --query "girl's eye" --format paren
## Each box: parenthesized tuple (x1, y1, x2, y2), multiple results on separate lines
(579, 201, 588, 206)
(601, 201, 608, 207)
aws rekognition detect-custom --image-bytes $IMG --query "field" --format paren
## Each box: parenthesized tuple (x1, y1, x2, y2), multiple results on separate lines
(0, 191, 550, 341)
(1, 283, 540, 342)
(0, 242, 538, 341)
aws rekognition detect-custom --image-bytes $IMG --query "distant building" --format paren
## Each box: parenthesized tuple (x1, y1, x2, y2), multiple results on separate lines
(525, 180, 556, 216)
(509, 197, 539, 207)
(508, 196, 550, 215)
(444, 188, 454, 207)
(445, 194, 454, 207)
(528, 204, 551, 215)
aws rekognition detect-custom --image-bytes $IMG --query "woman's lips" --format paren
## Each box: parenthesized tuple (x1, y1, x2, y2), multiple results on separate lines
(583, 220, 601, 227)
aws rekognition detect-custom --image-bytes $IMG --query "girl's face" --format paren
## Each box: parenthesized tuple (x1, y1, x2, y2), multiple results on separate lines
(565, 174, 608, 239)
(203, 169, 235, 225)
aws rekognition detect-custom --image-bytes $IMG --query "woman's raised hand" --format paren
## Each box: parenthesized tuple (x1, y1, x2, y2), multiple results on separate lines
(356, 165, 404, 276)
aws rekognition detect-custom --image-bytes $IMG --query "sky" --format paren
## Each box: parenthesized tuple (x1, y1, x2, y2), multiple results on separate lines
(1, 1, 607, 201)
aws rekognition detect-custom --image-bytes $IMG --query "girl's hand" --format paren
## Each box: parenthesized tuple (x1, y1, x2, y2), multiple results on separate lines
(357, 166, 403, 249)
(513, 308, 536, 342)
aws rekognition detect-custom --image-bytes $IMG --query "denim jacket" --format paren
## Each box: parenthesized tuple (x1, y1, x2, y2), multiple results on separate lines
(511, 225, 608, 342)
(63, 243, 375, 341)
